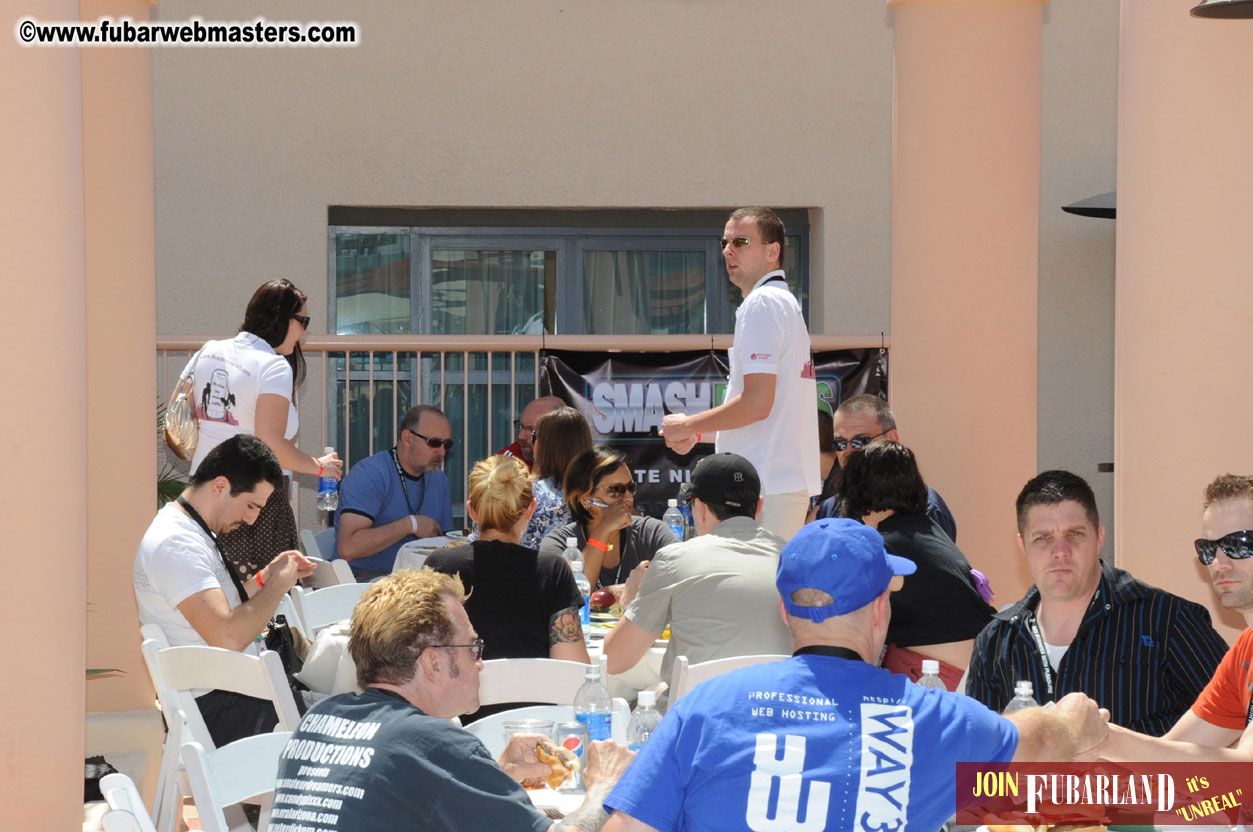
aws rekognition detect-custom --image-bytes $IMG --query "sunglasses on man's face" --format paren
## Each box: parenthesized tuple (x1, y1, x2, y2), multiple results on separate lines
(1195, 530, 1253, 565)
(408, 429, 455, 451)
(719, 236, 754, 250)
(832, 428, 892, 453)
(292, 314, 310, 329)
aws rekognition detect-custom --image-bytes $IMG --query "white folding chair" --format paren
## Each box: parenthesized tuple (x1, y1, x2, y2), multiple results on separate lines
(300, 526, 336, 559)
(100, 772, 158, 832)
(181, 731, 293, 832)
(668, 654, 789, 705)
(140, 635, 301, 832)
(290, 583, 371, 635)
(462, 699, 631, 757)
(274, 592, 305, 638)
(477, 658, 593, 707)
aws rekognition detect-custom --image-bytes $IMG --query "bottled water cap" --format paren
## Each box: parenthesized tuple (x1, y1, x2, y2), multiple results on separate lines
(567, 537, 578, 547)
(637, 690, 657, 708)
(667, 498, 678, 507)
(921, 660, 940, 675)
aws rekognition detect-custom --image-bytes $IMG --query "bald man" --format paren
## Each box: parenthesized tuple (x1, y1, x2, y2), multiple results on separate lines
(498, 396, 564, 470)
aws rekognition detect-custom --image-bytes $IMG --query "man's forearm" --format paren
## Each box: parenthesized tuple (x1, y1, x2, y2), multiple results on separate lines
(338, 515, 414, 561)
(1009, 708, 1080, 762)
(683, 394, 755, 435)
(1102, 723, 1249, 763)
(558, 781, 613, 831)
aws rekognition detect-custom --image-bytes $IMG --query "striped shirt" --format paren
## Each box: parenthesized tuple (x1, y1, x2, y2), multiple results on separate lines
(966, 560, 1229, 736)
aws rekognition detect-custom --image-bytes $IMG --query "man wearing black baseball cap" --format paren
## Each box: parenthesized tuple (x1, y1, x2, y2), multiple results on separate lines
(603, 453, 791, 694)
(603, 518, 1110, 832)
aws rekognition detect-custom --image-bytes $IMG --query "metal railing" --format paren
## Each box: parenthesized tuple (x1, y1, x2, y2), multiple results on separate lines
(158, 334, 885, 530)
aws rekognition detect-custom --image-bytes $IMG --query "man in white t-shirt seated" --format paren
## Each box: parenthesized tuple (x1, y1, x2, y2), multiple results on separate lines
(133, 434, 316, 746)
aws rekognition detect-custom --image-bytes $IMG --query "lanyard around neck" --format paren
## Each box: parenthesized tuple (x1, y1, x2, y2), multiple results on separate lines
(390, 448, 427, 518)
(793, 644, 865, 663)
(176, 496, 249, 601)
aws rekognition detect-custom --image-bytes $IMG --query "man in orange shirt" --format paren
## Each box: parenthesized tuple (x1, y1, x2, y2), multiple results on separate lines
(1101, 473, 1253, 762)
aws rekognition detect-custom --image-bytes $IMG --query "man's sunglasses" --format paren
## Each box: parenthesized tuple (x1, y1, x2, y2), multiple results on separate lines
(1194, 530, 1253, 565)
(719, 236, 754, 250)
(513, 420, 534, 435)
(292, 314, 311, 329)
(833, 428, 893, 453)
(427, 638, 484, 661)
(408, 429, 455, 451)
(597, 480, 637, 499)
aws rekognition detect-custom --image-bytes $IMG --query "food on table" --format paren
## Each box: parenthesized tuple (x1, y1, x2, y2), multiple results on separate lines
(534, 738, 581, 789)
(589, 589, 616, 611)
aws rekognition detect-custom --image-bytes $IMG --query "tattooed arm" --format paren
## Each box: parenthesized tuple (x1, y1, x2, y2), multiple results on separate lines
(549, 605, 592, 663)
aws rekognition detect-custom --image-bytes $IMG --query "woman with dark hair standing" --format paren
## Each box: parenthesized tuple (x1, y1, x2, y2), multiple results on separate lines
(520, 406, 593, 548)
(180, 279, 342, 579)
(538, 446, 678, 592)
(840, 441, 994, 690)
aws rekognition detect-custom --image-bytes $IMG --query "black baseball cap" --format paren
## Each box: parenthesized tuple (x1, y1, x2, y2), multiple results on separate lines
(688, 453, 761, 510)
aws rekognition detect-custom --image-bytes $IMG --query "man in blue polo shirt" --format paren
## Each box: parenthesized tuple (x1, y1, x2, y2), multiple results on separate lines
(603, 518, 1109, 832)
(333, 405, 455, 581)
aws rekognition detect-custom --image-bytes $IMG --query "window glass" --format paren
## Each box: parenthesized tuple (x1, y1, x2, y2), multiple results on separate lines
(334, 233, 410, 335)
(431, 249, 553, 335)
(582, 250, 706, 335)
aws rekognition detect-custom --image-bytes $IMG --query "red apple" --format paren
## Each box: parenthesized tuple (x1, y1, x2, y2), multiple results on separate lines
(589, 589, 616, 611)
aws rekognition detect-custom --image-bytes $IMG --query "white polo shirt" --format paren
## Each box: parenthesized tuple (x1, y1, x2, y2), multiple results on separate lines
(716, 270, 821, 496)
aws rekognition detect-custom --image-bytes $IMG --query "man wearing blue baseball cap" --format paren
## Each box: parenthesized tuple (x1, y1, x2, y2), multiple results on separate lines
(603, 518, 1110, 832)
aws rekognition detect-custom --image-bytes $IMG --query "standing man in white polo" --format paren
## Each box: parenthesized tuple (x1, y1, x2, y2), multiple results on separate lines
(661, 207, 819, 540)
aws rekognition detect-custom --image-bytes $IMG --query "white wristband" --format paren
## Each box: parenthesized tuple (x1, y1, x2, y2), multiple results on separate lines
(410, 515, 418, 535)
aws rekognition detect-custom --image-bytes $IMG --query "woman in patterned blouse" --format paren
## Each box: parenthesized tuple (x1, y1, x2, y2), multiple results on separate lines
(520, 406, 593, 548)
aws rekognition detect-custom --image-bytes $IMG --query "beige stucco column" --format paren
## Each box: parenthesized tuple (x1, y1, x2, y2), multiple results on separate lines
(889, 0, 1045, 604)
(1115, 0, 1253, 641)
(82, 0, 158, 714)
(0, 0, 88, 826)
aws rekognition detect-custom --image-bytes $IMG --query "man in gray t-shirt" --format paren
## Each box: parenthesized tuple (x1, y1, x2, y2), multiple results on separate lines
(603, 453, 791, 699)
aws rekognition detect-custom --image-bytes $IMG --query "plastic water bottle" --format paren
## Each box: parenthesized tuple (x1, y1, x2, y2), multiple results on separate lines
(663, 498, 685, 540)
(570, 559, 591, 642)
(573, 664, 613, 741)
(677, 501, 694, 540)
(562, 536, 582, 564)
(1002, 680, 1038, 714)
(626, 689, 663, 751)
(316, 447, 339, 511)
(916, 659, 946, 691)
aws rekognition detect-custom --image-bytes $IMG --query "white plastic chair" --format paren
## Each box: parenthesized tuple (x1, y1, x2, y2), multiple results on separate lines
(299, 527, 337, 561)
(462, 700, 631, 757)
(100, 772, 158, 832)
(274, 592, 305, 638)
(298, 555, 354, 589)
(668, 654, 790, 705)
(477, 658, 594, 707)
(181, 731, 293, 832)
(290, 583, 371, 635)
(139, 633, 301, 832)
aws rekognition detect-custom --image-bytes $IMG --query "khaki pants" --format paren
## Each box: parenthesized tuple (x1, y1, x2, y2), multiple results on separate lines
(757, 491, 810, 542)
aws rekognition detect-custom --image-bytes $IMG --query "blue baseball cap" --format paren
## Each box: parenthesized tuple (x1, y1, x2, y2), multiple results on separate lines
(777, 518, 917, 622)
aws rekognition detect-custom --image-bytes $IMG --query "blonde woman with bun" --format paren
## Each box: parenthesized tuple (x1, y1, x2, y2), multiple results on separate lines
(424, 455, 590, 663)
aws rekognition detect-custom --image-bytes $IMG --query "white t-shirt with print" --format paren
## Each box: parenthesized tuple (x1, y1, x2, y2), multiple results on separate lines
(715, 270, 821, 496)
(185, 332, 298, 474)
(132, 503, 255, 654)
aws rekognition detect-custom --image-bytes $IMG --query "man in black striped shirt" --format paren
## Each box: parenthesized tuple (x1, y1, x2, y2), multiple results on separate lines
(966, 470, 1228, 735)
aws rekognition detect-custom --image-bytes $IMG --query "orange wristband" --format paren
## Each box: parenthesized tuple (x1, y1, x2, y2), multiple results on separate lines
(255, 572, 266, 588)
(586, 538, 609, 553)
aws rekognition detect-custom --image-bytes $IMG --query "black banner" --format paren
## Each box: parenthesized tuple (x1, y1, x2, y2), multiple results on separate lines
(539, 348, 888, 517)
